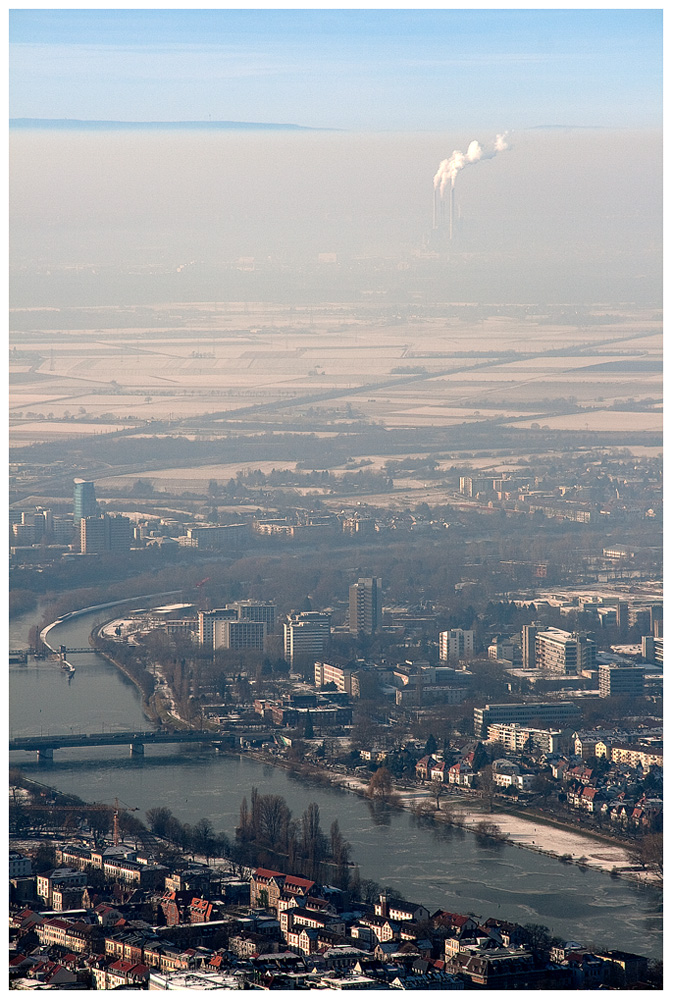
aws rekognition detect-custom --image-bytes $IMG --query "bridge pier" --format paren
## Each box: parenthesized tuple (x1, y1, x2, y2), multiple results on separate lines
(130, 742, 145, 756)
(37, 748, 53, 761)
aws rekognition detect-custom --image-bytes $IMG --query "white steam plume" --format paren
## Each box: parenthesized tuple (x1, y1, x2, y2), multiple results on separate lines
(434, 132, 509, 196)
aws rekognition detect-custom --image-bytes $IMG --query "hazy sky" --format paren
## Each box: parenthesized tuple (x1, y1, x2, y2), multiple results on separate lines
(9, 8, 662, 131)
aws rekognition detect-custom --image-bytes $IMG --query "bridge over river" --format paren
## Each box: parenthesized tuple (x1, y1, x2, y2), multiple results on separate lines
(9, 728, 274, 761)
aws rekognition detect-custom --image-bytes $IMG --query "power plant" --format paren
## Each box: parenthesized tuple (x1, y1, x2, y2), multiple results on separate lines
(431, 132, 509, 244)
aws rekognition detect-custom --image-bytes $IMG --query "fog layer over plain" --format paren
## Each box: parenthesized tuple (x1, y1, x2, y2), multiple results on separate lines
(10, 128, 661, 307)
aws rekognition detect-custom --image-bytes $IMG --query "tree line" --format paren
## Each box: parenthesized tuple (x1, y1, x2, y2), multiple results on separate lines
(235, 787, 352, 888)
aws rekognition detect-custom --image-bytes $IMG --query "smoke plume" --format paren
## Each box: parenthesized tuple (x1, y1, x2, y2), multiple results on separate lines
(434, 132, 509, 196)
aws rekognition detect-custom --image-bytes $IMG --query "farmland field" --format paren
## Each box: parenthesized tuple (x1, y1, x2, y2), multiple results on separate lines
(9, 302, 662, 499)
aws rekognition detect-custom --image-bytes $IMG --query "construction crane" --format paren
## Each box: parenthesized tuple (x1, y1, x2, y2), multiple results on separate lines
(112, 797, 139, 846)
(30, 796, 139, 845)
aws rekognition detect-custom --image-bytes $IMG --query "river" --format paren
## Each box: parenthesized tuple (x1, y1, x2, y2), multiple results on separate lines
(9, 605, 663, 959)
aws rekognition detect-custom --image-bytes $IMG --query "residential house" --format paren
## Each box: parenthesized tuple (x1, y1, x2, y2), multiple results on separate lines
(415, 755, 433, 781)
(448, 758, 475, 787)
(250, 867, 316, 910)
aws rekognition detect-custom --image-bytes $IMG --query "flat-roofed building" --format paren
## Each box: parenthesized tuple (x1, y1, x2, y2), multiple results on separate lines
(314, 659, 360, 697)
(73, 478, 98, 524)
(598, 664, 645, 699)
(80, 514, 131, 553)
(641, 635, 664, 666)
(459, 476, 493, 497)
(535, 628, 596, 675)
(486, 722, 561, 754)
(609, 743, 663, 772)
(439, 628, 474, 663)
(284, 612, 330, 666)
(522, 625, 538, 670)
(186, 523, 248, 551)
(230, 600, 276, 632)
(215, 619, 266, 651)
(198, 609, 237, 647)
(349, 578, 381, 635)
(474, 701, 580, 737)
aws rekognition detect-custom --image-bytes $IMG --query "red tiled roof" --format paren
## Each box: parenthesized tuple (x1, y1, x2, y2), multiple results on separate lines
(284, 876, 315, 890)
(109, 959, 135, 973)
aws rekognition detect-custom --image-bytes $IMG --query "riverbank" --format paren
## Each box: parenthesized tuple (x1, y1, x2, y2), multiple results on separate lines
(37, 605, 658, 888)
(241, 749, 654, 885)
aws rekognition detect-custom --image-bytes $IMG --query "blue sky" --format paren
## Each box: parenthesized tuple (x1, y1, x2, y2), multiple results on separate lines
(9, 8, 663, 130)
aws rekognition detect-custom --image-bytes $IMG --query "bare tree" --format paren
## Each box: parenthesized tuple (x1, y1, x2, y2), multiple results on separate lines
(428, 779, 444, 810)
(367, 766, 394, 801)
(259, 794, 291, 851)
(477, 764, 496, 813)
(146, 806, 173, 838)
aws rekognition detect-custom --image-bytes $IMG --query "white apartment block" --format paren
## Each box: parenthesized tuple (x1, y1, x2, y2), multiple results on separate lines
(198, 609, 237, 647)
(486, 722, 562, 754)
(534, 628, 596, 675)
(215, 619, 266, 651)
(439, 628, 474, 663)
(284, 612, 331, 666)
(314, 660, 360, 697)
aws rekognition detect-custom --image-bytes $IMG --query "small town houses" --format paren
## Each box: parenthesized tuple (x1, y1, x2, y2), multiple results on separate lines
(9, 848, 657, 989)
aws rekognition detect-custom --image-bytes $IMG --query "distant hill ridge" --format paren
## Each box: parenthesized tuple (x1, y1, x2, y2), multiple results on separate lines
(10, 118, 328, 131)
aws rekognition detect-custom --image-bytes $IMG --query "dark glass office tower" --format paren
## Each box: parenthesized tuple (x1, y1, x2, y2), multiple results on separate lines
(73, 479, 98, 524)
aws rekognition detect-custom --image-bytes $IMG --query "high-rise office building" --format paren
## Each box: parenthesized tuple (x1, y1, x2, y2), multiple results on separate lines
(73, 479, 98, 525)
(349, 578, 382, 635)
(284, 612, 331, 666)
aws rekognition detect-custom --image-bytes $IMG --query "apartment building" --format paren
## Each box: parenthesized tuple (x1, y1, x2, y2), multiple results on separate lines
(348, 578, 381, 635)
(598, 664, 645, 699)
(439, 628, 474, 663)
(215, 619, 266, 651)
(314, 659, 360, 697)
(535, 628, 596, 675)
(80, 514, 132, 554)
(284, 612, 331, 666)
(474, 701, 580, 737)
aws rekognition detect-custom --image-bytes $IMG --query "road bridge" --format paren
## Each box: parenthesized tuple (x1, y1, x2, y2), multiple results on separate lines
(9, 647, 93, 657)
(9, 728, 274, 761)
